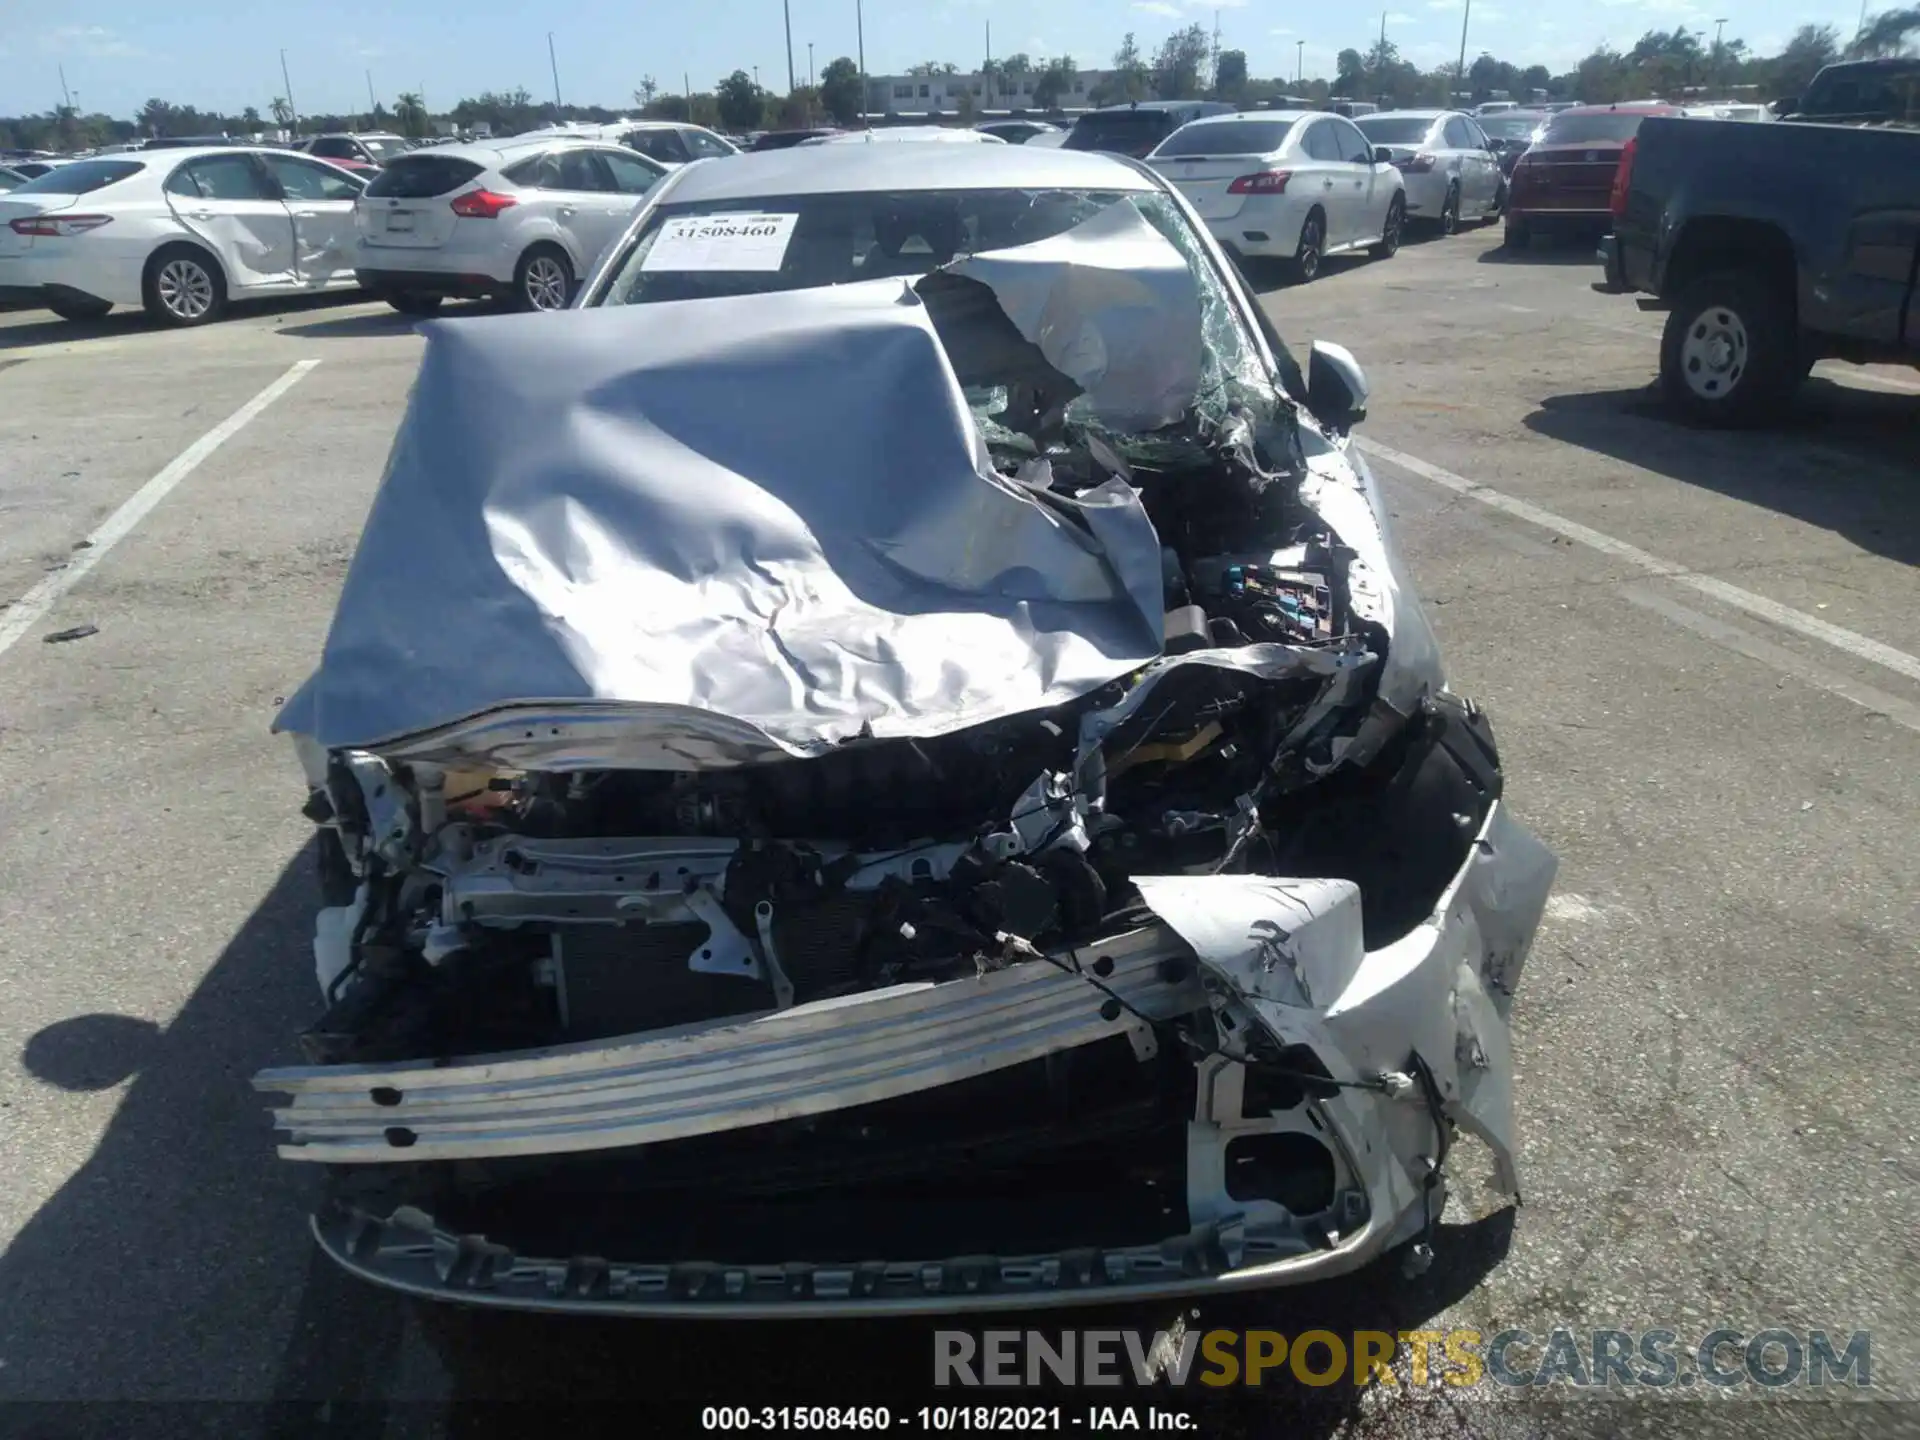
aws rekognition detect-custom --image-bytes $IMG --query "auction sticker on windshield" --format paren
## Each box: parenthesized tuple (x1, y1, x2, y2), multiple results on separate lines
(641, 213, 800, 272)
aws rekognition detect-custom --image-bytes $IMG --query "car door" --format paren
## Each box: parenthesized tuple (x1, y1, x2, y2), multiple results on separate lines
(259, 153, 363, 285)
(1330, 118, 1380, 246)
(1445, 116, 1491, 211)
(1298, 120, 1352, 245)
(162, 153, 296, 292)
(1464, 117, 1502, 207)
(624, 128, 691, 166)
(552, 148, 639, 269)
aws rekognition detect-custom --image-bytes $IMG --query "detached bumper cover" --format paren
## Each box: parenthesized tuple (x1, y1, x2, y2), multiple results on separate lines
(309, 1199, 1394, 1318)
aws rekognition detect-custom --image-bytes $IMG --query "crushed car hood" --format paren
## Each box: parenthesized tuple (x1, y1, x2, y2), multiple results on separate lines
(275, 280, 1172, 766)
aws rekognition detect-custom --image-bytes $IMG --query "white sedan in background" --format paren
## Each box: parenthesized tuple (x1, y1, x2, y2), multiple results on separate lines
(1354, 111, 1504, 234)
(352, 137, 669, 314)
(800, 127, 1008, 146)
(516, 120, 741, 167)
(0, 147, 365, 324)
(1146, 110, 1405, 282)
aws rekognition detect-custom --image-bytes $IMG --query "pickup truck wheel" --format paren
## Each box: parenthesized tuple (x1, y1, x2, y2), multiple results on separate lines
(1660, 269, 1800, 428)
(1503, 218, 1531, 249)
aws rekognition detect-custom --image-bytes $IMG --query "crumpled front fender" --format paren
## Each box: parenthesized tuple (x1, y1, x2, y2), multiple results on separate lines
(1133, 800, 1555, 1235)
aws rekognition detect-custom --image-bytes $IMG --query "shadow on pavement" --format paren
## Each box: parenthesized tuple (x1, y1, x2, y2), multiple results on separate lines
(0, 844, 328, 1408)
(22, 1014, 164, 1091)
(274, 301, 495, 340)
(1525, 381, 1920, 567)
(0, 292, 369, 350)
(1476, 237, 1600, 266)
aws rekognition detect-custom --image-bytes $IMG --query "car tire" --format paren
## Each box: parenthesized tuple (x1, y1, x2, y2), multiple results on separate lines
(1287, 210, 1325, 284)
(1503, 218, 1531, 249)
(1659, 268, 1801, 429)
(47, 295, 113, 322)
(513, 245, 574, 312)
(1491, 179, 1508, 217)
(1370, 195, 1404, 259)
(1439, 184, 1460, 236)
(142, 244, 228, 327)
(385, 292, 445, 316)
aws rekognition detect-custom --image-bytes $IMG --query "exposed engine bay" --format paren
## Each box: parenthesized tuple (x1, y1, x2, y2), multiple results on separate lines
(257, 200, 1555, 1314)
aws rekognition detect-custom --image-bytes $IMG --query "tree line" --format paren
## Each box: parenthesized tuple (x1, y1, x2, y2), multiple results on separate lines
(5, 13, 1915, 156)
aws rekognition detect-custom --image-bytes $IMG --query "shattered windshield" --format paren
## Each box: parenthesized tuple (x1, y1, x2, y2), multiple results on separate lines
(598, 187, 1296, 461)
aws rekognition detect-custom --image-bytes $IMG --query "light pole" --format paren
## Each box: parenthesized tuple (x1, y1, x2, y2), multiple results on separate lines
(547, 31, 563, 114)
(784, 0, 796, 93)
(366, 69, 377, 124)
(809, 41, 815, 89)
(280, 49, 299, 134)
(1713, 17, 1728, 91)
(1296, 40, 1304, 85)
(1456, 0, 1473, 104)
(857, 0, 867, 119)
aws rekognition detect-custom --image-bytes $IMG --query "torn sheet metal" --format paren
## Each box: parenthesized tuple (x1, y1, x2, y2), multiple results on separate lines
(1132, 876, 1366, 1012)
(942, 200, 1207, 433)
(1132, 801, 1556, 1205)
(275, 282, 1167, 764)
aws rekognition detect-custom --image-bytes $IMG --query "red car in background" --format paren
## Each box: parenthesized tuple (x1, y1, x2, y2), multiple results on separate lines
(298, 132, 411, 174)
(1503, 103, 1682, 247)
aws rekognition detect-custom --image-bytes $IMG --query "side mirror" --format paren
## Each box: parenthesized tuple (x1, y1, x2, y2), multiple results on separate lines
(1372, 145, 1394, 165)
(1307, 340, 1369, 432)
(1775, 96, 1801, 116)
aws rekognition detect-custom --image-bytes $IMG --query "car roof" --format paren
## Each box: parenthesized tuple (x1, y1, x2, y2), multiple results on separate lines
(315, 131, 405, 140)
(809, 126, 1005, 144)
(1361, 109, 1450, 121)
(1555, 103, 1682, 115)
(1182, 109, 1313, 126)
(1088, 100, 1227, 114)
(388, 136, 604, 166)
(662, 142, 1155, 203)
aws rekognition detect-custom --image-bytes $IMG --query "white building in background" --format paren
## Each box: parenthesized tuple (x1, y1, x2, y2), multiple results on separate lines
(863, 68, 1123, 117)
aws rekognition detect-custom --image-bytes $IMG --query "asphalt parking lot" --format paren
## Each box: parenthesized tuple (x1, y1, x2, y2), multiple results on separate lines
(1, 223, 1916, 1438)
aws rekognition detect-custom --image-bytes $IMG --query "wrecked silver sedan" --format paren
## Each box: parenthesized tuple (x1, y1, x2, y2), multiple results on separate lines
(256, 145, 1555, 1315)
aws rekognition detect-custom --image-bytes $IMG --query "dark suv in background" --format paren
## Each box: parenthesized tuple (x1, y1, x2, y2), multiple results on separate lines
(1062, 100, 1235, 158)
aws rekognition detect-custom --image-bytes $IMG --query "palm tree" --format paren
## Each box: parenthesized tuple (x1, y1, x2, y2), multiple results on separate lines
(395, 91, 428, 138)
(1848, 5, 1920, 56)
(269, 96, 294, 128)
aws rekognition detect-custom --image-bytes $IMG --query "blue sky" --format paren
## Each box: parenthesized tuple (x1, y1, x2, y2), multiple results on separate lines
(7, 0, 1880, 118)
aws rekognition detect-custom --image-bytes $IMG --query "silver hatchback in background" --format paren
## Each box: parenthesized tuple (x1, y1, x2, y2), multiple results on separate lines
(351, 137, 668, 315)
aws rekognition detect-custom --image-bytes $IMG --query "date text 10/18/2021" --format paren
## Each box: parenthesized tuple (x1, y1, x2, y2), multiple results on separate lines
(702, 1407, 1195, 1431)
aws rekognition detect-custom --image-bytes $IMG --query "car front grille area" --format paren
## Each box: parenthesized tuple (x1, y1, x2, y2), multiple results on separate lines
(328, 1035, 1200, 1267)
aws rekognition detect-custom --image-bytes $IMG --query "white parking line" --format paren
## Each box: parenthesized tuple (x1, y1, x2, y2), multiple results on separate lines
(1356, 435, 1920, 687)
(1813, 364, 1920, 396)
(0, 359, 321, 661)
(1621, 584, 1920, 736)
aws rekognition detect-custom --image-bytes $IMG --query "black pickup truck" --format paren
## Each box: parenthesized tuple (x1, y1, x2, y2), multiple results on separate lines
(1597, 115, 1920, 425)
